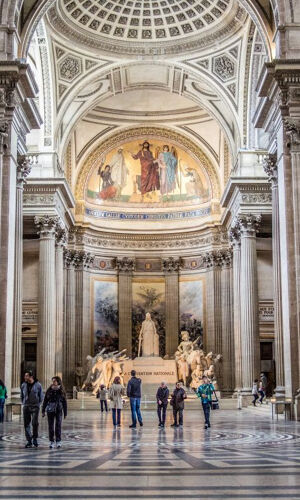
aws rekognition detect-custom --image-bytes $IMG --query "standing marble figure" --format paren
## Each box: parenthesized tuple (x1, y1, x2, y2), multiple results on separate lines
(138, 312, 159, 357)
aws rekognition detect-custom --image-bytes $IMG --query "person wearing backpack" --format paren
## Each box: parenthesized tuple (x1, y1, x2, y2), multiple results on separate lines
(196, 375, 215, 429)
(42, 376, 67, 449)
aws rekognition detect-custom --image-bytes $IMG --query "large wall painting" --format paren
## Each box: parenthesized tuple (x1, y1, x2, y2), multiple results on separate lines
(179, 276, 204, 346)
(92, 277, 119, 355)
(86, 138, 211, 208)
(132, 278, 166, 358)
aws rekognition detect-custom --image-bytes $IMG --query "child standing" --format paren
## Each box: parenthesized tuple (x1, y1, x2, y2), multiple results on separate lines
(98, 384, 108, 412)
(252, 379, 259, 406)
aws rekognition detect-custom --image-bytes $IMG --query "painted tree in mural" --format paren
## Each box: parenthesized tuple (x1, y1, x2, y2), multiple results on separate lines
(132, 285, 166, 358)
(95, 295, 119, 354)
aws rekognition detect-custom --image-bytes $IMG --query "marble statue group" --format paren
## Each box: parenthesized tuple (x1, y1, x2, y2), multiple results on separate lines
(79, 313, 222, 393)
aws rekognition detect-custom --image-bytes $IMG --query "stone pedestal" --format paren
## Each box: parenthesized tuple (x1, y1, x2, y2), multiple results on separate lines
(123, 357, 177, 397)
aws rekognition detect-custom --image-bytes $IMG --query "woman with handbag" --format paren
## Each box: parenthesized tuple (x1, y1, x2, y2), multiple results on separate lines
(196, 375, 216, 429)
(109, 376, 125, 427)
(42, 376, 67, 449)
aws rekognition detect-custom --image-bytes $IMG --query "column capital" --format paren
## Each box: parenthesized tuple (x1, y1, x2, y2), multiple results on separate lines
(0, 120, 8, 153)
(229, 226, 241, 248)
(63, 249, 77, 268)
(34, 215, 59, 238)
(235, 214, 261, 237)
(263, 153, 278, 186)
(162, 257, 183, 273)
(220, 249, 232, 268)
(55, 228, 67, 248)
(114, 256, 135, 273)
(17, 155, 32, 187)
(203, 250, 223, 269)
(73, 251, 95, 270)
(284, 117, 300, 151)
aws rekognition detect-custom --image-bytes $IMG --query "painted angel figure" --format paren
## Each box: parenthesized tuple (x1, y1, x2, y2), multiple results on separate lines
(157, 145, 178, 197)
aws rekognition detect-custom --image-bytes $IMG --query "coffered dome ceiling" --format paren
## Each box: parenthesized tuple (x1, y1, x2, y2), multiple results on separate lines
(47, 0, 246, 56)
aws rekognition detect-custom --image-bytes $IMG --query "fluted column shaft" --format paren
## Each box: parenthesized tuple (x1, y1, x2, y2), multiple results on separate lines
(263, 154, 285, 395)
(165, 272, 179, 357)
(220, 252, 234, 394)
(239, 215, 261, 393)
(55, 230, 66, 379)
(204, 253, 222, 354)
(11, 157, 31, 391)
(64, 250, 76, 392)
(35, 216, 58, 389)
(75, 252, 94, 366)
(230, 230, 242, 392)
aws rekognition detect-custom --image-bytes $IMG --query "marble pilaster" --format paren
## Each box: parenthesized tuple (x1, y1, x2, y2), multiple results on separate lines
(162, 257, 181, 357)
(54, 228, 66, 379)
(74, 252, 94, 367)
(220, 250, 234, 394)
(204, 252, 222, 354)
(229, 227, 242, 393)
(35, 215, 58, 389)
(64, 249, 76, 392)
(116, 257, 135, 356)
(238, 214, 261, 394)
(11, 156, 32, 392)
(263, 154, 285, 396)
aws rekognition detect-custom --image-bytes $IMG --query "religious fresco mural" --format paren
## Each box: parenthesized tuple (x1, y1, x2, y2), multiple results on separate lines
(86, 138, 211, 208)
(92, 278, 119, 355)
(132, 278, 166, 358)
(179, 276, 204, 345)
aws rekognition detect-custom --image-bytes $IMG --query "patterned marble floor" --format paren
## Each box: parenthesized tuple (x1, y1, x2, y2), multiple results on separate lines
(0, 407, 300, 499)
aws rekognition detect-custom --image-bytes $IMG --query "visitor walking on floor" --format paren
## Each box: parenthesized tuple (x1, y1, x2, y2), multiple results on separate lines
(170, 382, 187, 427)
(127, 370, 143, 428)
(156, 381, 169, 427)
(252, 379, 259, 406)
(258, 378, 266, 404)
(196, 375, 214, 429)
(0, 380, 7, 423)
(21, 371, 43, 448)
(109, 376, 125, 427)
(42, 376, 67, 449)
(97, 384, 109, 412)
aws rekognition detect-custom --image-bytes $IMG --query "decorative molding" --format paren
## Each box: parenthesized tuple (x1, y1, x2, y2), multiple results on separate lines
(55, 227, 67, 248)
(284, 117, 300, 150)
(34, 215, 59, 237)
(235, 213, 261, 236)
(114, 256, 135, 272)
(263, 153, 278, 186)
(17, 155, 32, 187)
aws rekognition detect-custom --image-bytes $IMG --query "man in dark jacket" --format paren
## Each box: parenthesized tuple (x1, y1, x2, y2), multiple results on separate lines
(156, 381, 169, 427)
(171, 382, 187, 427)
(21, 371, 43, 448)
(127, 370, 143, 428)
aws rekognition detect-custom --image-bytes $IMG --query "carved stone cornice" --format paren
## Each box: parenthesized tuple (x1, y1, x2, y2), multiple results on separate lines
(162, 257, 183, 273)
(34, 215, 59, 238)
(263, 153, 278, 186)
(17, 155, 32, 187)
(284, 117, 300, 151)
(114, 256, 135, 273)
(235, 214, 261, 237)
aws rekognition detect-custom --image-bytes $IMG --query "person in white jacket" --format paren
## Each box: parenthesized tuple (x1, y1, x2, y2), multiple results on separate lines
(252, 379, 259, 406)
(109, 377, 125, 427)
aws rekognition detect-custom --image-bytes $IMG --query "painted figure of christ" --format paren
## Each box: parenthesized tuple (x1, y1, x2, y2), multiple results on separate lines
(132, 141, 160, 196)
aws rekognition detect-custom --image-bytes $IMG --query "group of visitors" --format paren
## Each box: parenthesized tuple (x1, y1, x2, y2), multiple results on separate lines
(0, 369, 217, 449)
(98, 370, 216, 430)
(252, 373, 267, 406)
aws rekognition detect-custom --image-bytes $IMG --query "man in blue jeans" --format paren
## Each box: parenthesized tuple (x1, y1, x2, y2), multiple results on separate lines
(196, 375, 215, 429)
(127, 370, 143, 428)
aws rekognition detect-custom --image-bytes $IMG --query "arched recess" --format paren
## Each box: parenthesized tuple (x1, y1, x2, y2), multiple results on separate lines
(74, 125, 222, 211)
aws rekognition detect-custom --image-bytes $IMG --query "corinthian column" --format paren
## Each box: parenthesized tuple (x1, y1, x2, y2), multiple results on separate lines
(11, 156, 32, 393)
(116, 257, 135, 356)
(64, 249, 76, 392)
(162, 257, 181, 357)
(55, 228, 66, 379)
(229, 227, 242, 393)
(35, 215, 58, 389)
(238, 214, 261, 394)
(203, 252, 222, 354)
(220, 250, 233, 395)
(263, 154, 285, 396)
